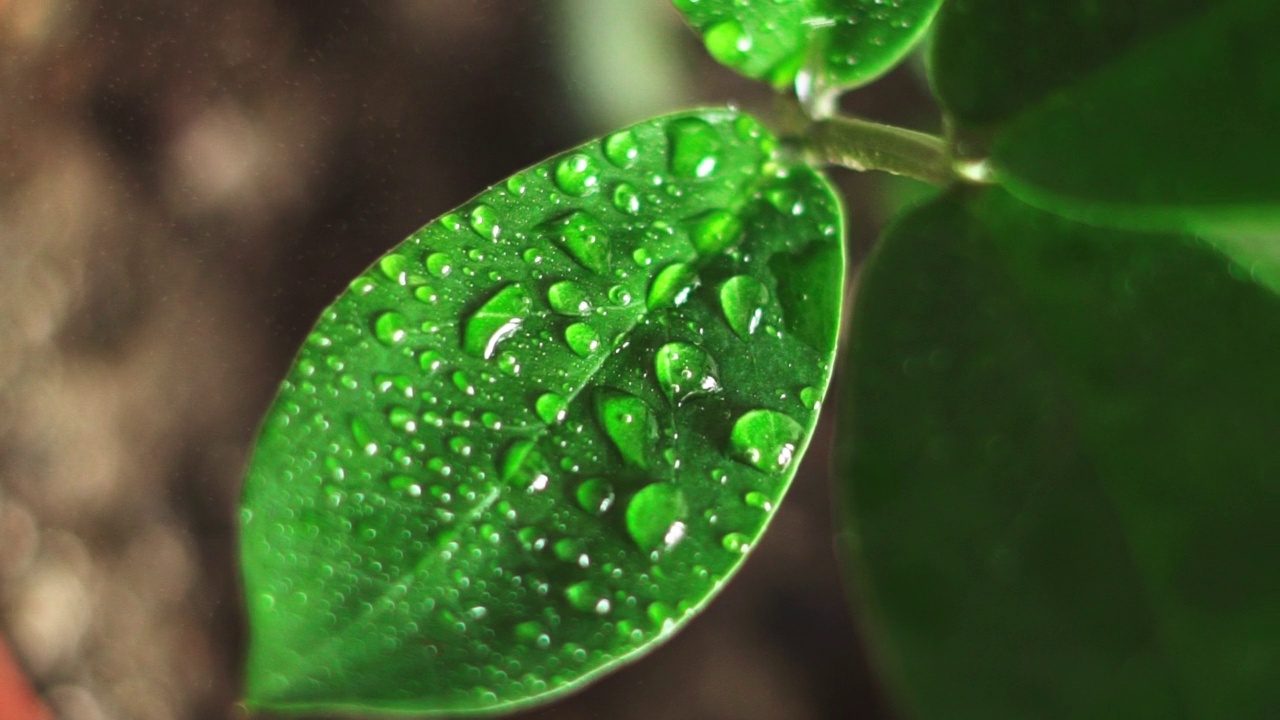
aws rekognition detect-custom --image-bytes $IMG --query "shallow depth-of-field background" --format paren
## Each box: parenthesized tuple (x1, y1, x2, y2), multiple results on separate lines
(0, 2, 936, 717)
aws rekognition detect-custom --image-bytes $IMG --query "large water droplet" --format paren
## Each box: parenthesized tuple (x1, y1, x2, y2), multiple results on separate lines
(374, 311, 409, 345)
(612, 183, 642, 215)
(426, 252, 454, 279)
(688, 209, 742, 256)
(470, 204, 500, 240)
(647, 262, 700, 310)
(535, 392, 568, 425)
(544, 211, 611, 275)
(565, 581, 611, 615)
(547, 280, 592, 316)
(626, 483, 688, 550)
(565, 323, 603, 358)
(463, 283, 531, 359)
(554, 153, 602, 197)
(596, 389, 658, 469)
(379, 253, 410, 284)
(729, 409, 804, 473)
(720, 275, 769, 339)
(703, 20, 753, 68)
(667, 117, 721, 179)
(603, 129, 640, 168)
(655, 342, 720, 403)
(575, 478, 615, 515)
(502, 440, 550, 491)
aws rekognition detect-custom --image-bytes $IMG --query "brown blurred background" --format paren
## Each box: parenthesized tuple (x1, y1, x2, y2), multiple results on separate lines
(0, 1, 937, 718)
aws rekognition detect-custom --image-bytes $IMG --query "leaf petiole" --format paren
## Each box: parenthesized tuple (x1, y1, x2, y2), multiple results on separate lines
(807, 115, 952, 187)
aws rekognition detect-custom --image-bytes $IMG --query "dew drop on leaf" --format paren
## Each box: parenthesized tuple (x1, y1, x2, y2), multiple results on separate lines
(379, 253, 410, 284)
(426, 251, 454, 279)
(374, 311, 409, 346)
(470, 204, 500, 240)
(612, 182, 642, 215)
(703, 19, 753, 68)
(721, 532, 751, 554)
(647, 262, 700, 310)
(625, 483, 688, 550)
(543, 211, 611, 275)
(535, 392, 568, 425)
(566, 581, 611, 615)
(667, 117, 721, 179)
(565, 323, 603, 358)
(654, 342, 720, 403)
(689, 209, 743, 256)
(729, 409, 804, 473)
(720, 275, 769, 339)
(575, 478, 615, 515)
(595, 389, 658, 469)
(462, 283, 531, 359)
(553, 153, 602, 197)
(602, 129, 640, 168)
(547, 280, 592, 316)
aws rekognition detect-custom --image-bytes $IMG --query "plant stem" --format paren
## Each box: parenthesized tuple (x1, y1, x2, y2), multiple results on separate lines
(807, 116, 952, 186)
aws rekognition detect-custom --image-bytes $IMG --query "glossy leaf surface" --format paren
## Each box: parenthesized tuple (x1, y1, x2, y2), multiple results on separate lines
(671, 0, 942, 90)
(840, 187, 1280, 718)
(240, 109, 844, 715)
(932, 0, 1280, 235)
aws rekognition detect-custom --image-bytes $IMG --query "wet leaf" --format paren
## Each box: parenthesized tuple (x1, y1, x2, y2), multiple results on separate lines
(240, 109, 843, 715)
(839, 187, 1280, 718)
(670, 0, 943, 90)
(932, 0, 1280, 236)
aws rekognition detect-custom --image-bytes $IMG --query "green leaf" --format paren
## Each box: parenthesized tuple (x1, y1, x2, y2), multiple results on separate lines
(932, 0, 1280, 235)
(670, 0, 943, 90)
(839, 187, 1280, 719)
(240, 109, 844, 715)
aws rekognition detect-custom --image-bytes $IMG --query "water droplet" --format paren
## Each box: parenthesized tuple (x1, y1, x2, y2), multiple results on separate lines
(419, 350, 444, 373)
(744, 491, 773, 511)
(575, 479, 615, 515)
(379, 253, 410, 284)
(596, 389, 658, 469)
(350, 417, 377, 455)
(648, 262, 700, 310)
(470, 204, 500, 240)
(722, 532, 751, 553)
(608, 285, 633, 306)
(547, 280, 592, 316)
(626, 483, 688, 550)
(703, 20, 753, 68)
(667, 117, 721, 179)
(565, 581, 611, 615)
(729, 410, 804, 473)
(426, 252, 454, 278)
(720, 275, 769, 339)
(554, 153, 602, 197)
(603, 129, 639, 168)
(535, 393, 568, 425)
(800, 386, 822, 410)
(506, 175, 529, 195)
(688, 209, 742, 256)
(543, 211, 610, 275)
(501, 440, 549, 490)
(388, 475, 422, 497)
(612, 182, 642, 215)
(414, 286, 439, 304)
(463, 284, 531, 359)
(655, 342, 720, 403)
(565, 323, 602, 357)
(374, 311, 409, 345)
(388, 407, 417, 433)
(453, 370, 477, 396)
(449, 436, 473, 457)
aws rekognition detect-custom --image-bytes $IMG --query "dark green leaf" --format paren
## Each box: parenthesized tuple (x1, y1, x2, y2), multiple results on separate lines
(932, 0, 1280, 235)
(240, 109, 844, 715)
(839, 187, 1280, 719)
(671, 0, 942, 90)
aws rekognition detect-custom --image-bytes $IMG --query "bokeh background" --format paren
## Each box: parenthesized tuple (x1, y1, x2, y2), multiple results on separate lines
(0, 1, 937, 718)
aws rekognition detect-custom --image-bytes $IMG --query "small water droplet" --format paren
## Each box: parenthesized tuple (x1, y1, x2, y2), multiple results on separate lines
(414, 286, 439, 304)
(800, 386, 822, 410)
(626, 483, 688, 550)
(608, 285, 633, 306)
(667, 117, 721, 179)
(379, 253, 410, 284)
(655, 342, 720, 403)
(426, 252, 454, 278)
(506, 174, 529, 195)
(554, 153, 602, 197)
(722, 532, 751, 553)
(596, 389, 658, 469)
(535, 392, 568, 425)
(374, 311, 409, 345)
(648, 262, 700, 310)
(565, 323, 603, 357)
(612, 182, 641, 215)
(453, 370, 477, 396)
(575, 478, 615, 515)
(703, 19, 753, 68)
(547, 280, 592, 316)
(501, 440, 549, 490)
(745, 491, 773, 511)
(470, 204, 500, 240)
(419, 350, 444, 373)
(688, 209, 742, 256)
(729, 409, 804, 473)
(603, 129, 640, 168)
(720, 275, 769, 339)
(388, 475, 423, 497)
(565, 581, 611, 615)
(463, 283, 531, 359)
(543, 211, 610, 275)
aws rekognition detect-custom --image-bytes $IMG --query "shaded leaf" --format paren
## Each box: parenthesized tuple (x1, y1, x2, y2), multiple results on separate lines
(671, 0, 942, 90)
(240, 109, 843, 715)
(839, 187, 1280, 719)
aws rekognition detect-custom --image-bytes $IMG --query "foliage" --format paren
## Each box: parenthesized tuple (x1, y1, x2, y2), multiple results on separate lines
(239, 0, 1280, 716)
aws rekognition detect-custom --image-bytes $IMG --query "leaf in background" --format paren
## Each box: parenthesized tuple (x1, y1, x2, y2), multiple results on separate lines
(839, 187, 1280, 719)
(932, 0, 1280, 236)
(240, 109, 844, 715)
(671, 0, 943, 90)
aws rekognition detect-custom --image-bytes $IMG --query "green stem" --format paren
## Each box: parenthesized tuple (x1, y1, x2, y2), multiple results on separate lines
(807, 116, 952, 186)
